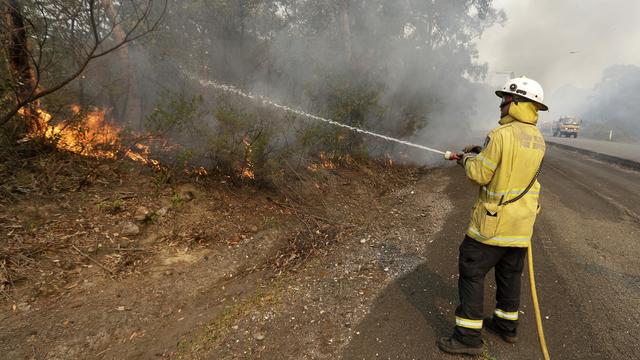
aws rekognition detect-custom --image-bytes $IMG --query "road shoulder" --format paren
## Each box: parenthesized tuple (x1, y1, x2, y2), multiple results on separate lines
(545, 139, 640, 171)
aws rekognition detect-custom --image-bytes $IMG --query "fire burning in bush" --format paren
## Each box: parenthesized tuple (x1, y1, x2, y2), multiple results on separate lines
(241, 167, 255, 179)
(20, 105, 154, 166)
(18, 105, 247, 179)
(307, 152, 337, 172)
(21, 106, 119, 158)
(241, 136, 256, 179)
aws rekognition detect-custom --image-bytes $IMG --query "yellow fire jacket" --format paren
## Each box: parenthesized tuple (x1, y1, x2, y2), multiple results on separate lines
(463, 102, 546, 247)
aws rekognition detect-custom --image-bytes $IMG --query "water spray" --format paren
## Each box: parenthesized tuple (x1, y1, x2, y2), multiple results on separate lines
(187, 73, 460, 160)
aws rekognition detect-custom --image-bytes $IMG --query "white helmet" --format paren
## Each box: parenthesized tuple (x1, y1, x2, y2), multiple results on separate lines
(496, 76, 548, 111)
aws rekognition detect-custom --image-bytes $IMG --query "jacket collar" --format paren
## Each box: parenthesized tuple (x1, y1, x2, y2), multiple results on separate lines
(499, 102, 539, 125)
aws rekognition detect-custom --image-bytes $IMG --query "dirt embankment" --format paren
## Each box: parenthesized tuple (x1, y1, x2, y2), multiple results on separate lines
(0, 150, 451, 359)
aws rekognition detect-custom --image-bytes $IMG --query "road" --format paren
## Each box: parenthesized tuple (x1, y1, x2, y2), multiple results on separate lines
(341, 145, 640, 359)
(545, 136, 640, 163)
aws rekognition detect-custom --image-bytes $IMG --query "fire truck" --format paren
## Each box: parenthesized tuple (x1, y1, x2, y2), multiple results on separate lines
(552, 116, 582, 138)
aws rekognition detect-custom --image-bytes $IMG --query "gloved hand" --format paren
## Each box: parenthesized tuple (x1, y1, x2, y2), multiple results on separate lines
(458, 152, 476, 166)
(463, 144, 482, 154)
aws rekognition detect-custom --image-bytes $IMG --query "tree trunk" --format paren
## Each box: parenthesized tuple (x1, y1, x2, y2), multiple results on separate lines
(100, 0, 142, 126)
(2, 0, 35, 97)
(1, 0, 38, 133)
(339, 0, 352, 64)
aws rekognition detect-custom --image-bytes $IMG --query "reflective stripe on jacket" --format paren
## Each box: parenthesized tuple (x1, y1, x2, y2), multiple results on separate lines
(463, 102, 545, 247)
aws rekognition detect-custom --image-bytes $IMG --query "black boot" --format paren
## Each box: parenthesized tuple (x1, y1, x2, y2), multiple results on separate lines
(483, 318, 518, 344)
(436, 336, 483, 355)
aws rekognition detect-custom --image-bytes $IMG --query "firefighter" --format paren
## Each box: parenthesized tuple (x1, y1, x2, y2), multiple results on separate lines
(437, 76, 548, 355)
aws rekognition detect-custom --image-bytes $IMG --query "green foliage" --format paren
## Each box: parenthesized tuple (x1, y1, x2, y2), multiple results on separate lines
(145, 93, 203, 135)
(170, 193, 183, 207)
(262, 216, 277, 227)
(144, 91, 286, 183)
(152, 168, 172, 188)
(100, 199, 125, 214)
(301, 69, 386, 158)
(209, 99, 276, 180)
(177, 148, 194, 167)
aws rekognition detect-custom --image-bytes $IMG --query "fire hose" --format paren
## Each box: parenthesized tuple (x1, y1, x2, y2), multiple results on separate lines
(528, 243, 551, 360)
(445, 150, 550, 360)
(194, 73, 550, 358)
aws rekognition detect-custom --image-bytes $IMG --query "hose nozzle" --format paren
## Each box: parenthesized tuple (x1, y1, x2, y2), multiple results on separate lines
(444, 151, 462, 161)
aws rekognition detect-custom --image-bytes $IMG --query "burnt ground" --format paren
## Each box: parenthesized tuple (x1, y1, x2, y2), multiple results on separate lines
(0, 150, 451, 359)
(2, 144, 639, 359)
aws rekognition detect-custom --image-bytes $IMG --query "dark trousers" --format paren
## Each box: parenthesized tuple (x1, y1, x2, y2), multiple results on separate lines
(453, 236, 527, 346)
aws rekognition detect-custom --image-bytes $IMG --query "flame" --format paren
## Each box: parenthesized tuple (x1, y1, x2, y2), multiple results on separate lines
(124, 142, 161, 169)
(307, 152, 336, 172)
(20, 106, 121, 158)
(240, 134, 255, 179)
(384, 153, 394, 166)
(319, 152, 336, 169)
(194, 167, 208, 176)
(241, 167, 255, 179)
(341, 154, 355, 165)
(20, 105, 161, 168)
(18, 105, 229, 178)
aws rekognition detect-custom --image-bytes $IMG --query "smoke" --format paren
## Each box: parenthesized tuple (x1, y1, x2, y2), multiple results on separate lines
(40, 1, 514, 169)
(530, 64, 640, 142)
(14, 0, 640, 169)
(473, 0, 640, 146)
(77, 1, 506, 164)
(477, 0, 640, 92)
(578, 65, 640, 141)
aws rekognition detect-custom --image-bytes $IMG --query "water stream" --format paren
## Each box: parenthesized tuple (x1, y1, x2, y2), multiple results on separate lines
(188, 73, 446, 156)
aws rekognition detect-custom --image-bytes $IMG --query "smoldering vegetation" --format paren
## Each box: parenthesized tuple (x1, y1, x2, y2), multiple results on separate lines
(2, 0, 507, 182)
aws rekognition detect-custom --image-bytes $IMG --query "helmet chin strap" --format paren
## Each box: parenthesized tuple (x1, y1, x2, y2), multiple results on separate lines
(502, 96, 532, 109)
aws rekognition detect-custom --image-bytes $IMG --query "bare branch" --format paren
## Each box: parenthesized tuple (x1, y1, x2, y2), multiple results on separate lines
(1, 0, 168, 126)
(88, 0, 100, 48)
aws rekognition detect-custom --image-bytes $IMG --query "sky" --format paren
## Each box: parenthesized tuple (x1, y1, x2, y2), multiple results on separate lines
(476, 0, 640, 104)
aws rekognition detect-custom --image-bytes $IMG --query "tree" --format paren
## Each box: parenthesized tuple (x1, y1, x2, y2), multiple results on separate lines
(582, 64, 640, 141)
(100, 0, 142, 125)
(1, 0, 34, 106)
(0, 0, 167, 130)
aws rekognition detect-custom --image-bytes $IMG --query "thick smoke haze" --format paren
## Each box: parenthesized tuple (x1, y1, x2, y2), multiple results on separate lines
(477, 0, 640, 93)
(98, 1, 509, 164)
(475, 0, 640, 141)
(14, 0, 638, 173)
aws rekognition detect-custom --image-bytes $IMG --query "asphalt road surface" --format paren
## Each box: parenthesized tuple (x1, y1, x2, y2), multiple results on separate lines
(545, 136, 640, 163)
(341, 145, 640, 359)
